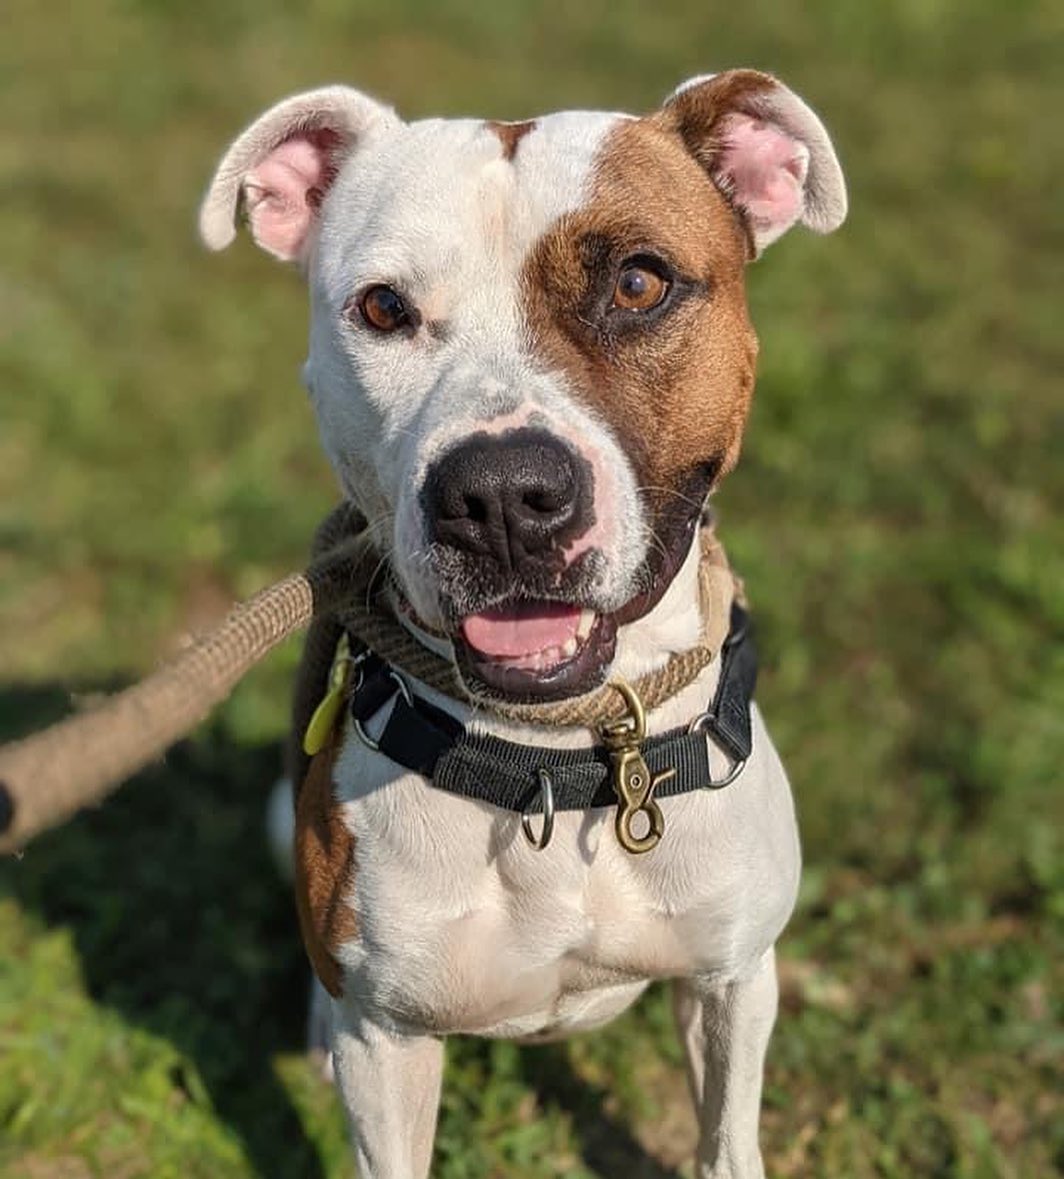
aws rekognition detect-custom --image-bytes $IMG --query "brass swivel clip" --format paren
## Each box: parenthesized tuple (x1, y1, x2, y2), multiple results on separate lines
(601, 680, 676, 855)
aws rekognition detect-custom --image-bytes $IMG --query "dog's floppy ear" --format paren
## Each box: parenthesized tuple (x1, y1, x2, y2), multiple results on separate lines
(658, 69, 847, 256)
(199, 86, 398, 263)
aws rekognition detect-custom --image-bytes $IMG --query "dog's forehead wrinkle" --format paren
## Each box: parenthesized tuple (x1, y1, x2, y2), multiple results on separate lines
(317, 122, 502, 290)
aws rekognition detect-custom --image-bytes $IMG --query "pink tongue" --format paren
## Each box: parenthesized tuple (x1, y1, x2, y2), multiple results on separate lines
(460, 603, 582, 658)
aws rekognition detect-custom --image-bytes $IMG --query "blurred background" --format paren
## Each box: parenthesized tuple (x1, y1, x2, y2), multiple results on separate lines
(1, 1, 1060, 1176)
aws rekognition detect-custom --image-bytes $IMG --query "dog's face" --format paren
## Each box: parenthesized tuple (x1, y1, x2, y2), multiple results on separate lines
(202, 71, 845, 701)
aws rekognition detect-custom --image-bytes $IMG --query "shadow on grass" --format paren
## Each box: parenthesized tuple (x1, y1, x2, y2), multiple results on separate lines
(519, 1043, 685, 1179)
(0, 684, 325, 1179)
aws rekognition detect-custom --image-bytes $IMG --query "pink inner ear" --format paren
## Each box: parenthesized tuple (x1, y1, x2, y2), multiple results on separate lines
(716, 113, 809, 245)
(244, 129, 340, 261)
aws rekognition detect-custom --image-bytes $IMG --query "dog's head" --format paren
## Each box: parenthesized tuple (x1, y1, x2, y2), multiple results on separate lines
(201, 71, 845, 702)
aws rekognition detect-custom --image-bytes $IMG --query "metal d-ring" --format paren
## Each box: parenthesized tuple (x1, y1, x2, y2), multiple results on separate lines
(352, 669, 414, 751)
(348, 648, 371, 694)
(521, 768, 556, 851)
(688, 712, 747, 789)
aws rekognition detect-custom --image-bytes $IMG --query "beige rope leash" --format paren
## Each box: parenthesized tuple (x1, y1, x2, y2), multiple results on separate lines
(0, 506, 737, 854)
(0, 528, 377, 854)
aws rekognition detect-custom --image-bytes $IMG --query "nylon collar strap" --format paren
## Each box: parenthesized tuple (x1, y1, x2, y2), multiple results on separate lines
(343, 602, 757, 838)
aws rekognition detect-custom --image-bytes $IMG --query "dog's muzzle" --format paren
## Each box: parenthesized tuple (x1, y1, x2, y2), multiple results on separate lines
(419, 427, 613, 700)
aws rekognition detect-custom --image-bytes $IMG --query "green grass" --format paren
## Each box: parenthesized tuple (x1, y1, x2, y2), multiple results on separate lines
(2, 0, 1061, 1175)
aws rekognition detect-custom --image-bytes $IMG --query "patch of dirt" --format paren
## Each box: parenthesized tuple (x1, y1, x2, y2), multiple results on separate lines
(7, 1156, 93, 1179)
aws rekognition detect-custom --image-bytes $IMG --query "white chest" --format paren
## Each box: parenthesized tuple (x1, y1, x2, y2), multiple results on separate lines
(328, 704, 800, 1039)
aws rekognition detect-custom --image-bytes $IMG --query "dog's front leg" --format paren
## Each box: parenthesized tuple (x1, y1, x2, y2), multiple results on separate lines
(332, 1003, 444, 1178)
(676, 950, 779, 1179)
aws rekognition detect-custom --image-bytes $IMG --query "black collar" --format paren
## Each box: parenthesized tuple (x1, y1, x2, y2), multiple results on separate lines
(345, 602, 757, 826)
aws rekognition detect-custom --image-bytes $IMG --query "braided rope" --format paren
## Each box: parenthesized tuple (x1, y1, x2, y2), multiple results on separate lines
(0, 506, 735, 853)
(0, 527, 377, 853)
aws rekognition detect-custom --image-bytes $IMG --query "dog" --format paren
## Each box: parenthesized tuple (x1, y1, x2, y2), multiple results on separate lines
(200, 68, 846, 1177)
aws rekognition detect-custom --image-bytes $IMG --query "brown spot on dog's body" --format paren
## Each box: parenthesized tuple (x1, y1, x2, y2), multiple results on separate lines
(521, 115, 759, 534)
(485, 119, 536, 161)
(295, 730, 357, 998)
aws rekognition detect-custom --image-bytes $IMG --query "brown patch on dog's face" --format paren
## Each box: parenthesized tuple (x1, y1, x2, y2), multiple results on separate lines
(485, 119, 537, 161)
(520, 116, 759, 540)
(294, 732, 356, 999)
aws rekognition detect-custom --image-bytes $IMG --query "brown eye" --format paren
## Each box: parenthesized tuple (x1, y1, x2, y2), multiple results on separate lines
(612, 265, 668, 312)
(359, 284, 410, 332)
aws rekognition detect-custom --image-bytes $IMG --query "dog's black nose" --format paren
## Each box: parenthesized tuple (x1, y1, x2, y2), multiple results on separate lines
(423, 428, 592, 569)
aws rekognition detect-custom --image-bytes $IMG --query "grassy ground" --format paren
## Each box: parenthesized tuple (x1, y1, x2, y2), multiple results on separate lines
(2, 0, 1061, 1175)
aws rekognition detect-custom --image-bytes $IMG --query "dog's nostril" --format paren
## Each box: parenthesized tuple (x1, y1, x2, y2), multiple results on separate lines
(464, 495, 489, 524)
(523, 487, 567, 515)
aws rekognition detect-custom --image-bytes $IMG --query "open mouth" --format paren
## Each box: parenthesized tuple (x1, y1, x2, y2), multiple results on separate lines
(456, 602, 617, 701)
(444, 509, 701, 702)
(392, 506, 703, 703)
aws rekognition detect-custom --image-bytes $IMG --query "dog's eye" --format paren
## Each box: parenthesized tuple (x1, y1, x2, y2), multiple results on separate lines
(611, 264, 669, 312)
(358, 285, 410, 333)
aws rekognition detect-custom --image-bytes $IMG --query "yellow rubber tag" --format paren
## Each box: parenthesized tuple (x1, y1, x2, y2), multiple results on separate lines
(302, 635, 352, 756)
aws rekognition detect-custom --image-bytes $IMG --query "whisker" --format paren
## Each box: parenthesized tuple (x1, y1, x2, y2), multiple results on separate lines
(364, 548, 395, 611)
(636, 484, 705, 512)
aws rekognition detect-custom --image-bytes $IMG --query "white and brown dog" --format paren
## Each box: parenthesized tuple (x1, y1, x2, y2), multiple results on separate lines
(201, 69, 846, 1178)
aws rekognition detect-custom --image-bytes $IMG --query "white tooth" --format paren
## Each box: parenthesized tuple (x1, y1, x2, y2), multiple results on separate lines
(561, 637, 578, 658)
(576, 609, 596, 640)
